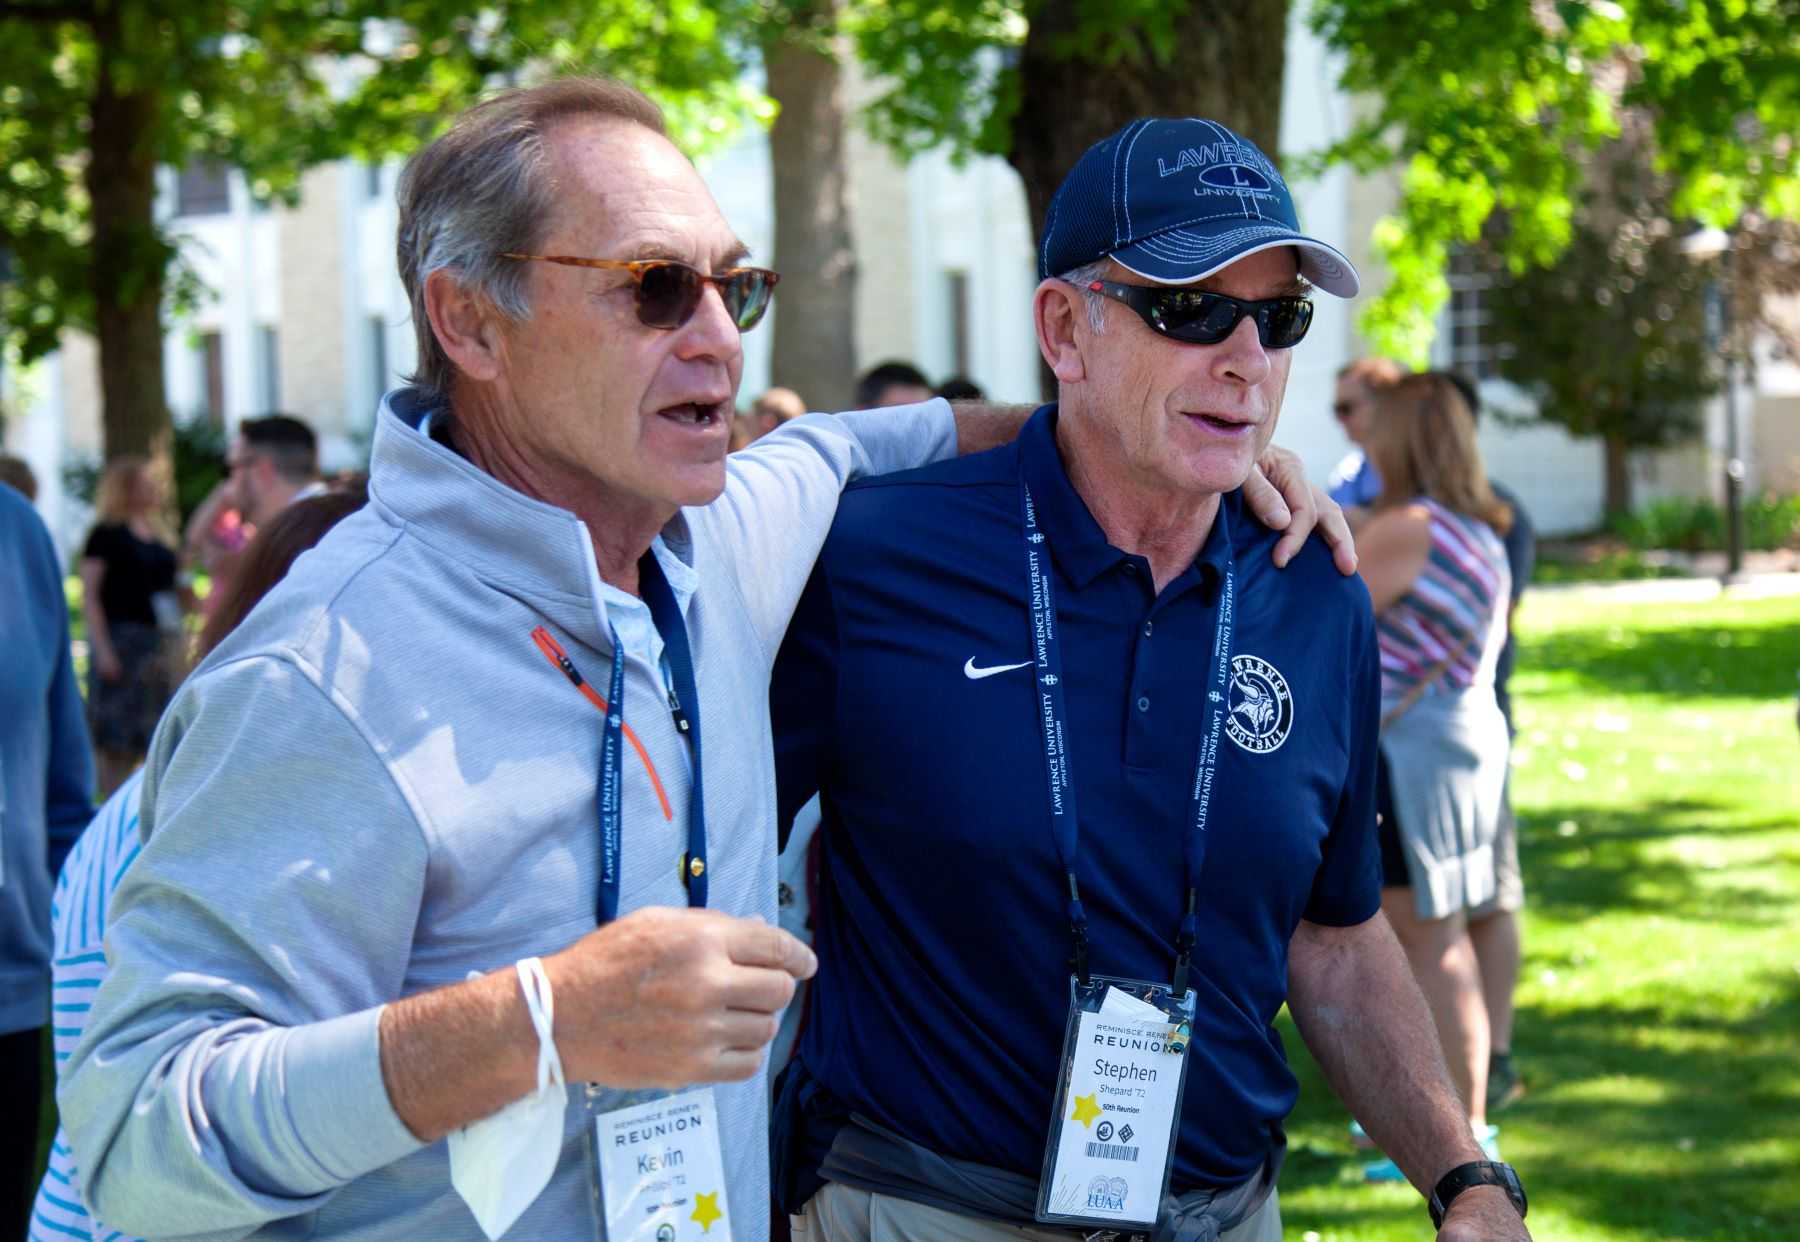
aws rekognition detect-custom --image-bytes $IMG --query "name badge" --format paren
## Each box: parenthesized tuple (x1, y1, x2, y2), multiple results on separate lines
(593, 1088, 733, 1240)
(1036, 976, 1195, 1230)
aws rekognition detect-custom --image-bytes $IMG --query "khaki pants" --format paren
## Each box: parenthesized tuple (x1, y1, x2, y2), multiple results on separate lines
(792, 1181, 1282, 1242)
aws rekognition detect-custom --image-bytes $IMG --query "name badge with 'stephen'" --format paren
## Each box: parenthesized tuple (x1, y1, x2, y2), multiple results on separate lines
(1037, 977, 1195, 1230)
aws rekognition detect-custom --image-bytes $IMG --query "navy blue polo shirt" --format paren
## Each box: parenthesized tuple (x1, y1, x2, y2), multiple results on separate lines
(772, 405, 1381, 1196)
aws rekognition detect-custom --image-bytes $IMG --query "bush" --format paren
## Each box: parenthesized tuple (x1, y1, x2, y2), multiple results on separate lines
(1532, 549, 1687, 584)
(1745, 492, 1800, 549)
(1610, 493, 1800, 552)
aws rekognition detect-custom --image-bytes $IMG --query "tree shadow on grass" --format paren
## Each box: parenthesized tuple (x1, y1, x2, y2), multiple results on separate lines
(1499, 967, 1800, 1240)
(1521, 617, 1800, 702)
(1517, 798, 1795, 930)
(1280, 966, 1800, 1240)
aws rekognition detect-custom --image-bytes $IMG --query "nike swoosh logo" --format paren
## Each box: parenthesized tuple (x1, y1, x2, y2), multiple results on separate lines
(964, 658, 1033, 680)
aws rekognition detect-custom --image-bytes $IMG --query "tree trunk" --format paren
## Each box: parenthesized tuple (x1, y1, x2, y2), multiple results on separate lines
(86, 6, 173, 467)
(1603, 433, 1632, 520)
(1007, 1, 1291, 256)
(764, 3, 857, 414)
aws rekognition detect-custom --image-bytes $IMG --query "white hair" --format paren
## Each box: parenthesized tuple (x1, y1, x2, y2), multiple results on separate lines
(1058, 261, 1111, 332)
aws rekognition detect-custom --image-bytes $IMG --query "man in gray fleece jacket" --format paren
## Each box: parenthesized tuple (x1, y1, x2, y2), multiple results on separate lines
(59, 79, 1346, 1242)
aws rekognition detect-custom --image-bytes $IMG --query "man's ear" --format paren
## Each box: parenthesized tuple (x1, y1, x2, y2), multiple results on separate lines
(423, 268, 508, 383)
(1033, 279, 1088, 385)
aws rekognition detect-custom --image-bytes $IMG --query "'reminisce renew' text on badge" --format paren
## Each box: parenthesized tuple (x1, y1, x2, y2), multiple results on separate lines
(1036, 975, 1196, 1229)
(592, 1088, 733, 1240)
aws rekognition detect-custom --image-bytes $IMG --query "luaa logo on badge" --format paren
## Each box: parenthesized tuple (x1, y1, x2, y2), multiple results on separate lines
(1087, 1175, 1129, 1213)
(1225, 654, 1293, 754)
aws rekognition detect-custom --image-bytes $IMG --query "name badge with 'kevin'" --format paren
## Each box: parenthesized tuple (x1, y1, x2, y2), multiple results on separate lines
(594, 1088, 732, 1241)
(1037, 976, 1195, 1230)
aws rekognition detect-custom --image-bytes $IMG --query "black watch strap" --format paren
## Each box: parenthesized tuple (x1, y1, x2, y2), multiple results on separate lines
(1428, 1160, 1527, 1229)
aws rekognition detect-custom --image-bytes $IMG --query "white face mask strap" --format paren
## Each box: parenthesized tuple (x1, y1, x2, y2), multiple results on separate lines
(515, 956, 564, 1093)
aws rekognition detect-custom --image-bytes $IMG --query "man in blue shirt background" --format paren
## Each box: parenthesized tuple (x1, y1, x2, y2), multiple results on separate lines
(772, 118, 1531, 1242)
(1, 483, 95, 1235)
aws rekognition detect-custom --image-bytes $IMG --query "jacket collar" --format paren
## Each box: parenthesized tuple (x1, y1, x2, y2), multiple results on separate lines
(366, 387, 697, 644)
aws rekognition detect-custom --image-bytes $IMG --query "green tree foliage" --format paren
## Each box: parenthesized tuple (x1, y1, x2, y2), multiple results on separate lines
(1479, 133, 1720, 516)
(0, 0, 765, 464)
(1310, 0, 1800, 365)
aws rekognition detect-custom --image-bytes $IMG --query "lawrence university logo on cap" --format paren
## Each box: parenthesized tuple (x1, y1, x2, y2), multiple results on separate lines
(1039, 117, 1359, 298)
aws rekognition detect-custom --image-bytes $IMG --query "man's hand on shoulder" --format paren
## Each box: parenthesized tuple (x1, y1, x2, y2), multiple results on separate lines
(1438, 1184, 1531, 1241)
(950, 401, 1036, 455)
(1244, 445, 1358, 575)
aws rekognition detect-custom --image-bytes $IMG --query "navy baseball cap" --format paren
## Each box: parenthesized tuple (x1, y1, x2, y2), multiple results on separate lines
(1038, 117, 1359, 297)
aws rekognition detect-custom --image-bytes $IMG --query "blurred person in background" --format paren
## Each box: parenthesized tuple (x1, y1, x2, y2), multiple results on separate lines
(185, 415, 323, 628)
(0, 452, 39, 499)
(30, 485, 368, 1242)
(181, 478, 253, 627)
(226, 414, 325, 526)
(1328, 356, 1408, 523)
(1354, 371, 1515, 1181)
(79, 458, 180, 796)
(1443, 371, 1536, 1114)
(733, 385, 807, 451)
(935, 375, 985, 401)
(853, 359, 933, 408)
(1, 483, 94, 1237)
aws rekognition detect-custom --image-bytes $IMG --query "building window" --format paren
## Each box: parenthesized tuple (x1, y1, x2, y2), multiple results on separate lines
(1445, 248, 1514, 381)
(365, 160, 384, 201)
(198, 331, 226, 426)
(946, 270, 971, 378)
(257, 325, 280, 412)
(176, 162, 232, 216)
(369, 316, 389, 406)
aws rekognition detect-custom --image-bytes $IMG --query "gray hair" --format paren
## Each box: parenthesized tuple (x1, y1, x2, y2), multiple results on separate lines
(395, 78, 667, 401)
(1058, 261, 1110, 332)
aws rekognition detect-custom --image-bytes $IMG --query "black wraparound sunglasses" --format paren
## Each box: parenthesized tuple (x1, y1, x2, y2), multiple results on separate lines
(1081, 279, 1314, 350)
(500, 254, 780, 331)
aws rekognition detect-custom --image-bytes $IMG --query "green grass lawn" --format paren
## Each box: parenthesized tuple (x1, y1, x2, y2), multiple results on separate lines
(1278, 591, 1800, 1241)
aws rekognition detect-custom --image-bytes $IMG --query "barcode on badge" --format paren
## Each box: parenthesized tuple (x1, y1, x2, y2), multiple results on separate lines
(1084, 1141, 1139, 1162)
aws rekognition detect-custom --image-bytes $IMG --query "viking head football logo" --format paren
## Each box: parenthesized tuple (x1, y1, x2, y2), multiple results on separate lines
(1225, 654, 1293, 754)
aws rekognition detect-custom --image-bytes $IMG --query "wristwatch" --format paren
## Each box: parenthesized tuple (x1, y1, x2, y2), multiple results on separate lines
(1428, 1160, 1527, 1229)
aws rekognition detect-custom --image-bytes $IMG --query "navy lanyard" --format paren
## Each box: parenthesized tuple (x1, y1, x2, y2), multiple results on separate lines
(1020, 482, 1235, 994)
(594, 552, 707, 925)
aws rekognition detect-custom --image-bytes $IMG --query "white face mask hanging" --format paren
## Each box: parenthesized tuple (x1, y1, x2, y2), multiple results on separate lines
(448, 957, 567, 1240)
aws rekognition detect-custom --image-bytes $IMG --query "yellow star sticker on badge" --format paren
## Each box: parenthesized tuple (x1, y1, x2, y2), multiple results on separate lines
(690, 1190, 723, 1234)
(1070, 1093, 1102, 1129)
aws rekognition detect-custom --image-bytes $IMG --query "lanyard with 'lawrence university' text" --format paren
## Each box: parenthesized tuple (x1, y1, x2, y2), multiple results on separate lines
(582, 555, 734, 1242)
(595, 551, 708, 924)
(1020, 481, 1234, 994)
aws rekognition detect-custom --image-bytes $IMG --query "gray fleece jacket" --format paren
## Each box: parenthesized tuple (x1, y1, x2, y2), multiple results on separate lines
(60, 387, 956, 1241)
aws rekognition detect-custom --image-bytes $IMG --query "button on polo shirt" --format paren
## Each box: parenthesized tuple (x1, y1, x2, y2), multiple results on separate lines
(772, 405, 1381, 1199)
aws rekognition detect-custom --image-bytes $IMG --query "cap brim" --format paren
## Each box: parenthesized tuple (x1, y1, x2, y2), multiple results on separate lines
(1111, 224, 1360, 298)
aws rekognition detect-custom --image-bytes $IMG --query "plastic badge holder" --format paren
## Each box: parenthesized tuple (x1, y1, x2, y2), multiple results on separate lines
(586, 1085, 658, 1236)
(1035, 974, 1197, 1231)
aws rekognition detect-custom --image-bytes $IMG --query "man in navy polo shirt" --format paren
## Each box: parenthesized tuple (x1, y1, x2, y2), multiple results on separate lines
(772, 118, 1531, 1242)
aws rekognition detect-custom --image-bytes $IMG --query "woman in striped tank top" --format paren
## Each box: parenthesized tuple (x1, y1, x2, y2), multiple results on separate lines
(1354, 372, 1515, 1170)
